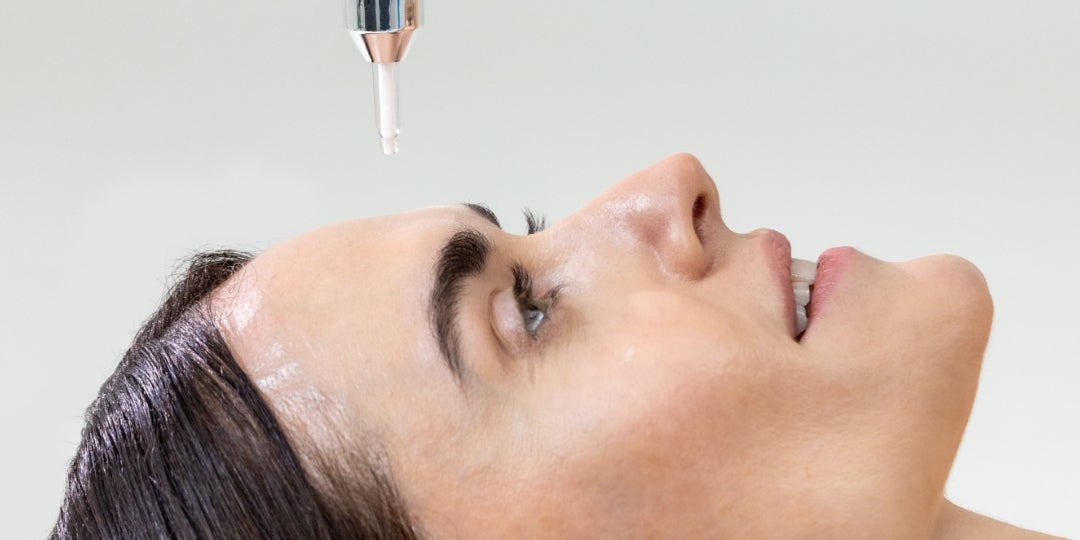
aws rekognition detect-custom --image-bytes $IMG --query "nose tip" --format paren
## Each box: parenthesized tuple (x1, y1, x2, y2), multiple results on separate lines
(663, 152, 707, 172)
(603, 153, 722, 280)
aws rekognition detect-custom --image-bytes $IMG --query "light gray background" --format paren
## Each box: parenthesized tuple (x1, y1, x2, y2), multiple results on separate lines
(2, 0, 1077, 537)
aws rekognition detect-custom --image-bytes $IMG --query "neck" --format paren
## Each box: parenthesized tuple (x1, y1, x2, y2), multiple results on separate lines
(933, 499, 1064, 540)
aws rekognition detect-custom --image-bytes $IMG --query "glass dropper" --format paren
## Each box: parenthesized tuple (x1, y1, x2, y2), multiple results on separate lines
(345, 0, 421, 155)
(374, 63, 400, 155)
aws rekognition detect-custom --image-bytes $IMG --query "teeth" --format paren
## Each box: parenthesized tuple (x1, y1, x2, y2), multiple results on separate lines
(791, 258, 817, 283)
(791, 258, 817, 339)
(795, 304, 808, 335)
(793, 281, 810, 306)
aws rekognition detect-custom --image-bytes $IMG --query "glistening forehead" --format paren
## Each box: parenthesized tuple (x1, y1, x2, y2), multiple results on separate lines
(216, 209, 479, 397)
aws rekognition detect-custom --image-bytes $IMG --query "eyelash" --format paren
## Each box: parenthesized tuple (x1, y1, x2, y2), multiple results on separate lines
(523, 208, 547, 235)
(511, 263, 560, 339)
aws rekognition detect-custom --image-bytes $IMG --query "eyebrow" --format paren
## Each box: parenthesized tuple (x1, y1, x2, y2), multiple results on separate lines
(430, 204, 501, 382)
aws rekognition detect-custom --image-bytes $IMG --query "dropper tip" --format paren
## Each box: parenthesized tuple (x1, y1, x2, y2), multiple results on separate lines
(381, 136, 399, 156)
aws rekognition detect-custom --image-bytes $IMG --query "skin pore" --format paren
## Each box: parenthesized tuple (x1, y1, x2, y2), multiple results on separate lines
(216, 154, 1060, 538)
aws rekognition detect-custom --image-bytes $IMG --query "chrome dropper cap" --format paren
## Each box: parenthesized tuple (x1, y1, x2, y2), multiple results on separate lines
(345, 0, 422, 155)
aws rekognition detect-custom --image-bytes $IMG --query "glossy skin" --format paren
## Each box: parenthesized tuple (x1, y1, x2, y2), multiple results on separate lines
(217, 154, 994, 538)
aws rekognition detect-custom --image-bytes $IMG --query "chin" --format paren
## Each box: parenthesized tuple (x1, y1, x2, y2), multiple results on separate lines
(903, 254, 994, 429)
(909, 253, 995, 353)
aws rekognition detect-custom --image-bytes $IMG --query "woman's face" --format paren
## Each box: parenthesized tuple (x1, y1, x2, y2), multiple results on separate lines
(220, 154, 993, 538)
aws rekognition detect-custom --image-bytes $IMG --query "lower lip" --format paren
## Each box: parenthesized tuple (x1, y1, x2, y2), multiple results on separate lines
(806, 247, 857, 331)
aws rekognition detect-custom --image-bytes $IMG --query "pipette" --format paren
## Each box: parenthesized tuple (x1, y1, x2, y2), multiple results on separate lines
(345, 0, 422, 155)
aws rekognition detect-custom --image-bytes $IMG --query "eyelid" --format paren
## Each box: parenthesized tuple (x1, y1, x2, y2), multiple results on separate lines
(511, 263, 532, 297)
(489, 288, 523, 355)
(483, 208, 554, 359)
(511, 263, 540, 340)
(511, 263, 562, 340)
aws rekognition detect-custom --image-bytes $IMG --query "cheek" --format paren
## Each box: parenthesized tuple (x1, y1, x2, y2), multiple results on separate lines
(560, 288, 781, 425)
(528, 290, 786, 491)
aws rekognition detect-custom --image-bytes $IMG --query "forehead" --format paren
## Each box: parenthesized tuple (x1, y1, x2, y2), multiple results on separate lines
(253, 208, 453, 295)
(217, 207, 476, 412)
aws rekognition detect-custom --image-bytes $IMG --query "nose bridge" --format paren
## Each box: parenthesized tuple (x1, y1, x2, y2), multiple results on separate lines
(588, 153, 717, 280)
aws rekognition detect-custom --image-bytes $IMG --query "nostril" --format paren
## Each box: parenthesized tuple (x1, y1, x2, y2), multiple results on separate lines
(691, 194, 707, 242)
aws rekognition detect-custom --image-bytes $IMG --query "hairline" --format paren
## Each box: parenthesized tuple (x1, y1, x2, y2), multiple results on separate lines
(200, 255, 413, 530)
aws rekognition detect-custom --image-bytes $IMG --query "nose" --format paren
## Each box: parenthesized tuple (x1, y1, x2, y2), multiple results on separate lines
(582, 153, 723, 280)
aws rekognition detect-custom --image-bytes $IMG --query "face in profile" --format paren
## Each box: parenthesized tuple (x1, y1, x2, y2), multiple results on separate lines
(218, 153, 993, 538)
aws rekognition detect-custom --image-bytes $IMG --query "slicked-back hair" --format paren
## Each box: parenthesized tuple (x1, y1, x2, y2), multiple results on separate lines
(52, 251, 421, 539)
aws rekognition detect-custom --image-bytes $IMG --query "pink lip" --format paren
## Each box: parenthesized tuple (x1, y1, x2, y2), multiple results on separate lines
(756, 229, 797, 338)
(804, 246, 857, 335)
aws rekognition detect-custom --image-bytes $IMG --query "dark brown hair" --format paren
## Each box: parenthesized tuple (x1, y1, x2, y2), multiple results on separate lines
(51, 250, 422, 539)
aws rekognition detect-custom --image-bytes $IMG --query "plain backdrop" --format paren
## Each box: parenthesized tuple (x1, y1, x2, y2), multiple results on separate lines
(2, 0, 1078, 537)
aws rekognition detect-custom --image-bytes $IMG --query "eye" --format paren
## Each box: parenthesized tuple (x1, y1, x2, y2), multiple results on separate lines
(521, 298, 549, 337)
(511, 263, 558, 339)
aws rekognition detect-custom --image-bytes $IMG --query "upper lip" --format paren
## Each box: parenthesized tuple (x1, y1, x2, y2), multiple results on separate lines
(756, 229, 796, 338)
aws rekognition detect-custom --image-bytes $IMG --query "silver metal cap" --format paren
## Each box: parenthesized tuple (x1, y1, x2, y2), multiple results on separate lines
(345, 0, 422, 63)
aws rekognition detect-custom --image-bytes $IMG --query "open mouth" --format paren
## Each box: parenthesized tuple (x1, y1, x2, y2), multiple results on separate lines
(791, 258, 817, 340)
